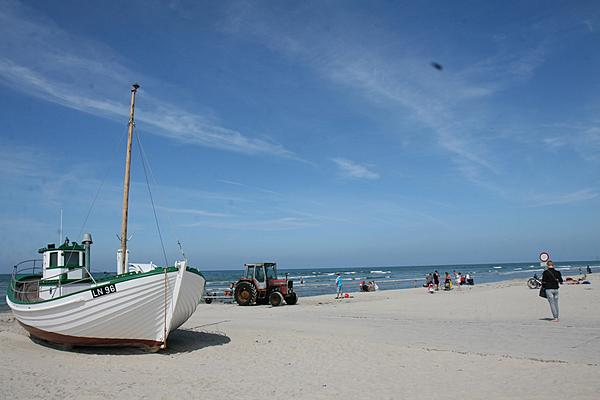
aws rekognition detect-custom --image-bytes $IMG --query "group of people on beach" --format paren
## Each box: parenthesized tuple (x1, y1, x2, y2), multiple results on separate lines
(359, 280, 378, 292)
(424, 270, 474, 293)
(334, 273, 379, 298)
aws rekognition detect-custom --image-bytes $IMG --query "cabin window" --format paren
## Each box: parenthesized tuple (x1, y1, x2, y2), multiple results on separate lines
(246, 266, 255, 279)
(63, 251, 81, 267)
(266, 266, 275, 280)
(255, 266, 265, 282)
(49, 252, 58, 267)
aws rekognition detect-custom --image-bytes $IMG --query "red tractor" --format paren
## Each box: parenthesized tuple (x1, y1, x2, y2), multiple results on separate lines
(234, 263, 298, 306)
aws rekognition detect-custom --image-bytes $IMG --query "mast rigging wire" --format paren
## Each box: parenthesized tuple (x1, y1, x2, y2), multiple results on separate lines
(77, 129, 129, 238)
(134, 129, 169, 268)
(134, 126, 188, 264)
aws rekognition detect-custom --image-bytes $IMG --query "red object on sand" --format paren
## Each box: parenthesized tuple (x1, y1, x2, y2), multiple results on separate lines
(344, 293, 349, 298)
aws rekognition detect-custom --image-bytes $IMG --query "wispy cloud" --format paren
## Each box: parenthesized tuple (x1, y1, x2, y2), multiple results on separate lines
(157, 206, 231, 218)
(526, 188, 598, 207)
(219, 3, 564, 184)
(218, 179, 245, 187)
(182, 217, 318, 231)
(543, 136, 568, 149)
(0, 1, 295, 158)
(332, 158, 379, 180)
(534, 122, 600, 160)
(0, 143, 47, 179)
(217, 179, 281, 195)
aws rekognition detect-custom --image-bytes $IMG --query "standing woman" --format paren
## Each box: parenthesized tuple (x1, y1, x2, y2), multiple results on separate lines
(542, 261, 563, 322)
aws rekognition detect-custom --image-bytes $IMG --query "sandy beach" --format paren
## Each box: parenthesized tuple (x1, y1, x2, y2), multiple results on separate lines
(1, 276, 599, 399)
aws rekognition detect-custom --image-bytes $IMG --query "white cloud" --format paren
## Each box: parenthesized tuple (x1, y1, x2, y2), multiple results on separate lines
(219, 3, 562, 185)
(332, 158, 379, 180)
(157, 207, 231, 218)
(217, 179, 282, 196)
(0, 1, 295, 159)
(543, 136, 567, 149)
(182, 217, 318, 231)
(526, 188, 598, 207)
(0, 143, 47, 179)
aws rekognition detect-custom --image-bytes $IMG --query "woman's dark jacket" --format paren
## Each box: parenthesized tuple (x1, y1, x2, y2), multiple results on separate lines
(542, 269, 563, 290)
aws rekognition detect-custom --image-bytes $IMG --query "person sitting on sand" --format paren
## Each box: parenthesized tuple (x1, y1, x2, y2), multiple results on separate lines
(428, 282, 435, 294)
(424, 273, 433, 287)
(359, 281, 369, 292)
(466, 273, 474, 285)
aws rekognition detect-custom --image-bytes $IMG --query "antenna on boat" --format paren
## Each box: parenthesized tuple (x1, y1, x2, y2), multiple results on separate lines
(177, 240, 187, 262)
(59, 208, 63, 244)
(119, 83, 140, 275)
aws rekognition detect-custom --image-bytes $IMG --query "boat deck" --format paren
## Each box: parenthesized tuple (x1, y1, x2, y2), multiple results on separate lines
(13, 278, 41, 302)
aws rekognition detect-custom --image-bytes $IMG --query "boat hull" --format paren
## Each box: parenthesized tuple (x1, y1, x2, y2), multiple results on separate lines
(18, 322, 164, 348)
(7, 267, 205, 349)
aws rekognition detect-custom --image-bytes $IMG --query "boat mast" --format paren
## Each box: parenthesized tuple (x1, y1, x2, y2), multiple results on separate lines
(119, 83, 140, 275)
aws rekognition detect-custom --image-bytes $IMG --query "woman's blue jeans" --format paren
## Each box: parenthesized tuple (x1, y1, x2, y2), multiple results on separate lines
(546, 288, 559, 319)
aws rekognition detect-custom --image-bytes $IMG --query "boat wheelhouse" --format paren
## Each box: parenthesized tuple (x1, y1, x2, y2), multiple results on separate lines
(36, 236, 91, 299)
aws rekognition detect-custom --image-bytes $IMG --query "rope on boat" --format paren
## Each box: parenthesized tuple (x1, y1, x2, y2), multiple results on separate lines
(134, 128, 171, 348)
(163, 261, 168, 348)
(132, 127, 185, 266)
(134, 129, 169, 268)
(77, 128, 129, 240)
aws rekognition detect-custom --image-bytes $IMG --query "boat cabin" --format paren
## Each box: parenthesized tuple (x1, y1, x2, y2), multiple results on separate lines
(36, 237, 92, 299)
(39, 239, 88, 280)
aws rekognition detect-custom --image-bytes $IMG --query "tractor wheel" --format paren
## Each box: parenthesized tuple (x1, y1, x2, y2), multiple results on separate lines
(235, 282, 257, 306)
(269, 291, 284, 307)
(284, 292, 298, 305)
(204, 297, 213, 304)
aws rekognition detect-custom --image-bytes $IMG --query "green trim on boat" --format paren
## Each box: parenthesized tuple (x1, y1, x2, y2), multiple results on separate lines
(7, 266, 185, 305)
(186, 266, 205, 279)
(45, 265, 86, 270)
(38, 241, 85, 254)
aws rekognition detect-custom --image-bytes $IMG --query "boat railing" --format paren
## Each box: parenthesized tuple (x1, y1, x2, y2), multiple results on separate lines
(10, 260, 97, 303)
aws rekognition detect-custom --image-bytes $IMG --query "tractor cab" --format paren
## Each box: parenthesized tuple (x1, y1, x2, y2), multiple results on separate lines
(234, 262, 297, 306)
(245, 262, 278, 290)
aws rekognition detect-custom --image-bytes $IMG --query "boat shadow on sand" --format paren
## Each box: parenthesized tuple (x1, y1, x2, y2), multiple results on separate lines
(30, 329, 230, 355)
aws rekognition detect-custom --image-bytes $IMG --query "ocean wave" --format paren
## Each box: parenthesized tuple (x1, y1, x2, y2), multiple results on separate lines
(370, 270, 392, 274)
(205, 280, 232, 285)
(498, 269, 542, 276)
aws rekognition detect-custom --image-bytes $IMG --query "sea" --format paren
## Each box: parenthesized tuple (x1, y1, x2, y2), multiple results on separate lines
(1, 260, 596, 311)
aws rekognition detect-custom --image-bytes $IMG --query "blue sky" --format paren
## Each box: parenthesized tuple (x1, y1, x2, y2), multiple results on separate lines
(1, 0, 599, 272)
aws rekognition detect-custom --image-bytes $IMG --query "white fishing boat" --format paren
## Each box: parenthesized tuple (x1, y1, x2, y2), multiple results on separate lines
(6, 84, 205, 351)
